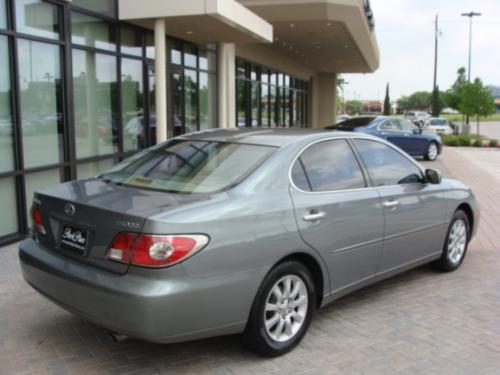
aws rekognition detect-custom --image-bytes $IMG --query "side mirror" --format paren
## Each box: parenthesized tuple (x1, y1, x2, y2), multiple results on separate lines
(425, 168, 442, 184)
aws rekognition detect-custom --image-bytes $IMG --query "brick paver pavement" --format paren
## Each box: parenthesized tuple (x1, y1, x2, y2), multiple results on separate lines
(1, 148, 500, 374)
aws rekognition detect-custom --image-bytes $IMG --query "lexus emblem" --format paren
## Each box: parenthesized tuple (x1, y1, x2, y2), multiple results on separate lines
(65, 203, 76, 216)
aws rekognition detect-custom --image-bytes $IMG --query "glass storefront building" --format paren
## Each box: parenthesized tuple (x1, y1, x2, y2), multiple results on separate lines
(0, 0, 306, 244)
(0, 0, 221, 243)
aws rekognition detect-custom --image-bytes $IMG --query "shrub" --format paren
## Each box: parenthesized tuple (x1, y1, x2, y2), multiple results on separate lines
(489, 138, 498, 147)
(472, 139, 482, 147)
(457, 134, 473, 146)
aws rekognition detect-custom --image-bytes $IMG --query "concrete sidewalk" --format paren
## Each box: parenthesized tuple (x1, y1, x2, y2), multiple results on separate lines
(1, 148, 499, 375)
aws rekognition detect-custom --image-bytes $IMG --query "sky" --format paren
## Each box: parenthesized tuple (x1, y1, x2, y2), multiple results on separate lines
(343, 0, 500, 102)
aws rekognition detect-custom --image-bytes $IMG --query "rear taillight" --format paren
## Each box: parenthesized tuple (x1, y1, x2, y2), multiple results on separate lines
(106, 233, 209, 268)
(31, 205, 46, 235)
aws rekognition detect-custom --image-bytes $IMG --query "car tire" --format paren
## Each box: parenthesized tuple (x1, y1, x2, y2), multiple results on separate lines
(432, 210, 470, 272)
(424, 141, 439, 161)
(242, 260, 315, 357)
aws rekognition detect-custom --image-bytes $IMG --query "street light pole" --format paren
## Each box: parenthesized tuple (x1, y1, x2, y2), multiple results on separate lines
(461, 11, 481, 130)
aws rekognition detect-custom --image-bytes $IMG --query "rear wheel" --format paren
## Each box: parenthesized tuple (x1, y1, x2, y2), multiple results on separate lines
(433, 210, 469, 272)
(242, 261, 315, 357)
(425, 141, 439, 161)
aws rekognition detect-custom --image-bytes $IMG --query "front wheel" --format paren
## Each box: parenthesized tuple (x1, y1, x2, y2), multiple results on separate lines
(433, 210, 469, 272)
(242, 261, 315, 357)
(425, 141, 439, 161)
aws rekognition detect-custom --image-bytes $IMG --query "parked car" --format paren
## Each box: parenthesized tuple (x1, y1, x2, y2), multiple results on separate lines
(404, 111, 430, 127)
(19, 129, 478, 357)
(336, 114, 351, 123)
(326, 116, 443, 161)
(424, 117, 454, 135)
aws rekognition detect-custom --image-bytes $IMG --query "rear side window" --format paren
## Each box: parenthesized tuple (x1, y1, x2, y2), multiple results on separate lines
(353, 139, 423, 186)
(291, 139, 366, 192)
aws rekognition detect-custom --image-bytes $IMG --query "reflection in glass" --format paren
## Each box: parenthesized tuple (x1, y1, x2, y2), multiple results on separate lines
(184, 69, 198, 133)
(0, 0, 6, 29)
(72, 0, 116, 18)
(237, 79, 246, 127)
(169, 39, 182, 65)
(71, 12, 116, 51)
(18, 39, 63, 168)
(145, 32, 155, 59)
(25, 169, 61, 224)
(199, 72, 216, 130)
(251, 82, 259, 126)
(169, 71, 183, 137)
(184, 44, 197, 68)
(261, 84, 269, 127)
(73, 50, 118, 159)
(77, 158, 114, 179)
(121, 25, 143, 56)
(147, 64, 156, 144)
(270, 85, 276, 127)
(0, 178, 18, 236)
(121, 58, 144, 152)
(16, 0, 60, 39)
(0, 36, 14, 173)
(199, 50, 216, 71)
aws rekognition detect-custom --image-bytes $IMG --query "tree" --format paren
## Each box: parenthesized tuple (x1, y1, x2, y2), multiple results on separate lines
(431, 85, 442, 117)
(398, 91, 431, 111)
(443, 67, 467, 111)
(345, 100, 363, 115)
(459, 78, 495, 136)
(383, 83, 391, 115)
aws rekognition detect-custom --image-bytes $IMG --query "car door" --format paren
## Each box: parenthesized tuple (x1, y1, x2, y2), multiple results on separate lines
(377, 119, 412, 153)
(399, 120, 429, 155)
(289, 138, 384, 294)
(352, 139, 447, 272)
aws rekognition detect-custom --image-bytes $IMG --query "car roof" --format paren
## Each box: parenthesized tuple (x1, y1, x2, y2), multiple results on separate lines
(178, 128, 369, 147)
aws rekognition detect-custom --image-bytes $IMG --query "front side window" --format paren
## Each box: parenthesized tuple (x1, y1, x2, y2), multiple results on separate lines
(100, 141, 276, 193)
(292, 139, 365, 192)
(379, 119, 401, 131)
(353, 139, 423, 186)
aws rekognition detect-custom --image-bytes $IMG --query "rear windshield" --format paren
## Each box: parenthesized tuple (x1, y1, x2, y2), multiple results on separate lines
(330, 117, 377, 129)
(99, 140, 276, 193)
(430, 119, 447, 125)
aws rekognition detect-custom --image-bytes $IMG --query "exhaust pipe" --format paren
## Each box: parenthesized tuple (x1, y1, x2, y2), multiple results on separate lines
(109, 331, 129, 343)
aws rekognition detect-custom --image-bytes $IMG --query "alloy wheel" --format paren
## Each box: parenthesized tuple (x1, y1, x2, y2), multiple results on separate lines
(447, 219, 467, 264)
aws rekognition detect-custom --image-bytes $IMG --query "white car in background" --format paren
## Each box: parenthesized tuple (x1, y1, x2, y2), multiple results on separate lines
(424, 118, 454, 135)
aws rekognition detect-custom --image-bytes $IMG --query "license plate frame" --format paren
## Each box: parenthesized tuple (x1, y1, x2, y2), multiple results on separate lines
(60, 224, 89, 254)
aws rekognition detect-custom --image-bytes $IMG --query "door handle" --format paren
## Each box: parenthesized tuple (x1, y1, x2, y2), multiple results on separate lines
(303, 211, 326, 222)
(383, 200, 400, 208)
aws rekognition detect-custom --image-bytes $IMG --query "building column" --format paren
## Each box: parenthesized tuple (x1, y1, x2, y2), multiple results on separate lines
(311, 73, 338, 128)
(154, 18, 167, 143)
(217, 43, 236, 128)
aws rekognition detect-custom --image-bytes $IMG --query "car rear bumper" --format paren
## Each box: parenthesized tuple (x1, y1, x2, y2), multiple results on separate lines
(19, 238, 255, 343)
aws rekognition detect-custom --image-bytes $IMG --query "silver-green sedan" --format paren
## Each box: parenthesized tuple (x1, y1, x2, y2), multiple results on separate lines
(19, 129, 479, 356)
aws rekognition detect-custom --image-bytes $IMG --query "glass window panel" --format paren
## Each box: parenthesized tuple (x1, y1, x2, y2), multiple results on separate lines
(1, 0, 8, 29)
(145, 32, 155, 59)
(284, 75, 290, 88)
(250, 66, 257, 81)
(251, 82, 259, 126)
(121, 25, 143, 56)
(169, 39, 182, 65)
(237, 79, 246, 127)
(169, 71, 183, 138)
(299, 140, 365, 192)
(147, 64, 156, 144)
(0, 178, 18, 236)
(25, 169, 61, 224)
(199, 72, 216, 130)
(72, 0, 116, 18)
(77, 158, 115, 179)
(18, 39, 63, 168)
(261, 84, 269, 127)
(71, 12, 116, 51)
(0, 36, 14, 173)
(270, 72, 277, 86)
(184, 69, 198, 133)
(278, 73, 283, 87)
(261, 70, 268, 84)
(121, 58, 144, 152)
(353, 139, 423, 186)
(73, 50, 118, 159)
(199, 50, 216, 72)
(16, 0, 60, 39)
(270, 85, 276, 127)
(184, 44, 197, 68)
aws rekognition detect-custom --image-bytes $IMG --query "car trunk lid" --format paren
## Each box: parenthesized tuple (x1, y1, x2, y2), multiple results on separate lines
(33, 178, 211, 274)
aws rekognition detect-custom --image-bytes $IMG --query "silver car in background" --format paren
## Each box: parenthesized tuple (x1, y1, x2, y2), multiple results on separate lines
(19, 129, 479, 356)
